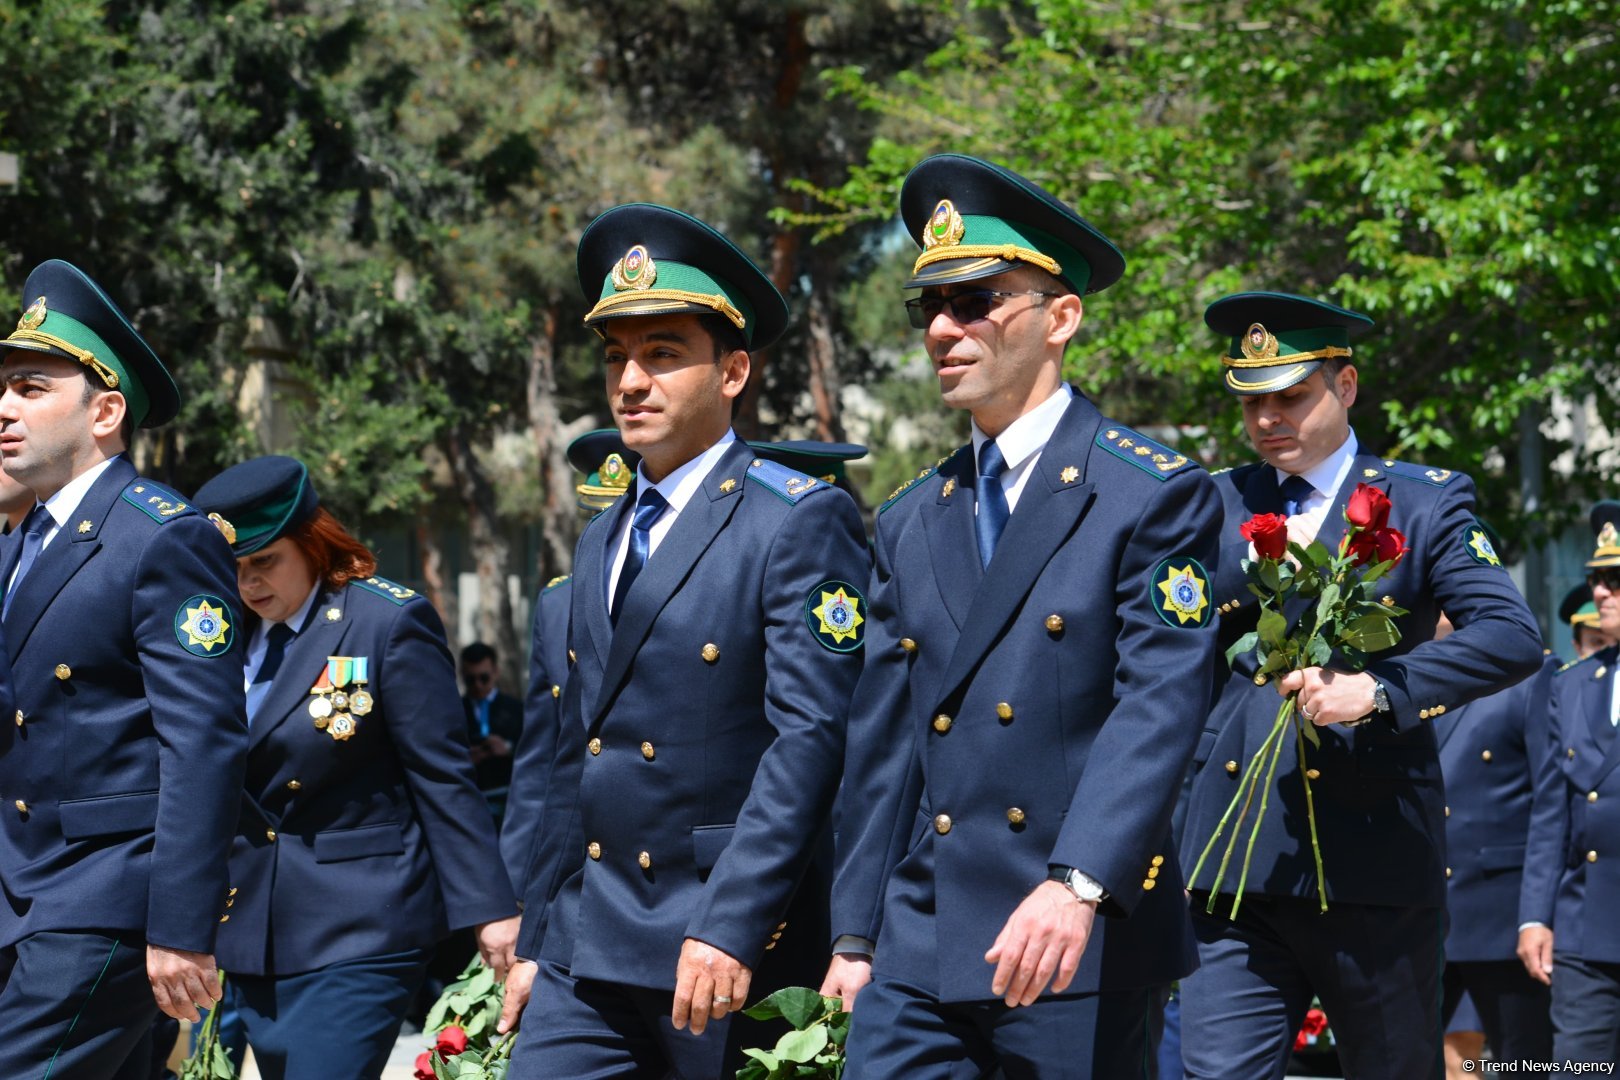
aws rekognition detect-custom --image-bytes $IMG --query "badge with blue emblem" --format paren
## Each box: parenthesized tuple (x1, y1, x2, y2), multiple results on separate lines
(807, 580, 866, 652)
(175, 595, 234, 656)
(1465, 521, 1502, 567)
(1153, 559, 1212, 628)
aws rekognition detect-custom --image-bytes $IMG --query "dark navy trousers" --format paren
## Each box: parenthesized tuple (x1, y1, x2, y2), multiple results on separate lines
(0, 930, 159, 1080)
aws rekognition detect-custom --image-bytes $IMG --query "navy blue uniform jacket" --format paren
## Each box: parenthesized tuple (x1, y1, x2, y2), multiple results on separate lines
(1522, 647, 1620, 962)
(1439, 656, 1554, 962)
(517, 439, 869, 992)
(0, 457, 248, 953)
(216, 576, 517, 976)
(1182, 452, 1543, 909)
(834, 393, 1224, 1003)
(500, 574, 572, 889)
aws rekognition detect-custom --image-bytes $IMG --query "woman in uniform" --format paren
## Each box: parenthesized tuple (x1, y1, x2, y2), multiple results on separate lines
(193, 455, 519, 1079)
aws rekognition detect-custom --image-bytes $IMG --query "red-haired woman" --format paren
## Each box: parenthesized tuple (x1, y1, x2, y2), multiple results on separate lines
(192, 455, 517, 1079)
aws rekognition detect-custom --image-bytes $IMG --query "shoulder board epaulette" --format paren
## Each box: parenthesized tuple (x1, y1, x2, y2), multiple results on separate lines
(1379, 459, 1460, 487)
(1095, 426, 1200, 481)
(120, 480, 195, 523)
(745, 457, 826, 505)
(352, 575, 419, 606)
(543, 574, 571, 594)
(1557, 654, 1597, 675)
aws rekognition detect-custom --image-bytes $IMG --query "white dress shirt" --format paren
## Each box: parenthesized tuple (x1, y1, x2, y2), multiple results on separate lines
(242, 582, 321, 691)
(605, 431, 737, 609)
(6, 456, 120, 593)
(1275, 430, 1358, 535)
(969, 385, 1073, 514)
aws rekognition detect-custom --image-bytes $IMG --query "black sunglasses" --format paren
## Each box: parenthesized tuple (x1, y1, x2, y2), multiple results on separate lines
(1587, 569, 1620, 592)
(904, 290, 1058, 330)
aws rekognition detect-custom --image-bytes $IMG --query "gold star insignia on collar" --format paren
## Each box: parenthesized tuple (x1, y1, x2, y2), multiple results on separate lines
(719, 478, 737, 493)
(326, 608, 342, 621)
(1060, 466, 1079, 484)
(76, 520, 92, 534)
(941, 478, 956, 498)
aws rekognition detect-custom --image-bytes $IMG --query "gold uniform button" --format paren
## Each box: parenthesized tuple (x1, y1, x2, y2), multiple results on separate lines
(588, 842, 602, 860)
(1446, 867, 1452, 879)
(933, 714, 953, 734)
(702, 643, 720, 663)
(770, 931, 783, 941)
(551, 684, 561, 699)
(1147, 866, 1160, 879)
(219, 914, 230, 923)
(226, 897, 235, 908)
(1151, 855, 1165, 867)
(1142, 878, 1157, 890)
(1590, 792, 1600, 804)
(934, 814, 953, 835)
(1419, 709, 1430, 720)
(1306, 768, 1321, 780)
(1253, 674, 1268, 687)
(641, 742, 656, 761)
(1569, 748, 1577, 760)
(1482, 750, 1493, 763)
(588, 738, 602, 755)
(229, 887, 238, 896)
(900, 638, 918, 654)
(286, 779, 302, 791)
(777, 922, 787, 930)
(1435, 705, 1447, 715)
(1045, 614, 1064, 633)
(266, 830, 277, 842)
(1445, 805, 1451, 817)
(1225, 761, 1239, 775)
(568, 649, 576, 663)
(13, 710, 22, 727)
(638, 851, 652, 870)
(1006, 807, 1025, 825)
(14, 800, 26, 814)
(55, 664, 71, 681)
(1588, 850, 1599, 863)
(996, 702, 1014, 722)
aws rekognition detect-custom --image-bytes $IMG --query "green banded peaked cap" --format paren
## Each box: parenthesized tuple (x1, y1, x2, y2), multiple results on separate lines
(1, 260, 181, 427)
(577, 204, 789, 350)
(1588, 501, 1620, 569)
(1205, 292, 1375, 396)
(192, 455, 320, 557)
(566, 428, 639, 511)
(899, 154, 1125, 295)
(1560, 583, 1601, 628)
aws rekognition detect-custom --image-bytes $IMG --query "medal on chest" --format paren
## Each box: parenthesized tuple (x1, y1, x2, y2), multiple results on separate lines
(308, 656, 374, 741)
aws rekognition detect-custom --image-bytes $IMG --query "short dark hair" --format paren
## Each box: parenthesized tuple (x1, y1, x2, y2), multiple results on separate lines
(461, 641, 497, 667)
(77, 374, 136, 447)
(696, 314, 748, 360)
(1320, 357, 1353, 381)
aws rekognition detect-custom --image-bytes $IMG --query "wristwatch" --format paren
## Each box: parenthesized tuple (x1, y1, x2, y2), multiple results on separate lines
(1346, 680, 1391, 728)
(1047, 866, 1107, 903)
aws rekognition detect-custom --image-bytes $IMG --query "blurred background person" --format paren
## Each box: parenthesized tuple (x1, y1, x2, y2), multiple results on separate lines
(459, 641, 522, 824)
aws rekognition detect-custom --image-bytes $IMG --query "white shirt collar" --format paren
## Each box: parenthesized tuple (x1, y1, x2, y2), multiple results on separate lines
(1277, 429, 1358, 498)
(634, 429, 737, 513)
(970, 385, 1073, 471)
(39, 456, 121, 530)
(280, 582, 322, 637)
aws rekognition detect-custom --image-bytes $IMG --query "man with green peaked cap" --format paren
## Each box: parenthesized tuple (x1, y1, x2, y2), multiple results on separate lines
(1521, 501, 1620, 1066)
(1559, 581, 1611, 659)
(826, 153, 1222, 1078)
(1178, 292, 1542, 1078)
(0, 260, 249, 1076)
(497, 205, 870, 1080)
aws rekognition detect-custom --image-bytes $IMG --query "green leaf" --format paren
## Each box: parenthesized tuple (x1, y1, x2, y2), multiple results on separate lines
(446, 993, 472, 1014)
(776, 1024, 831, 1063)
(747, 986, 828, 1029)
(738, 1064, 771, 1080)
(743, 1049, 782, 1070)
(1224, 631, 1260, 667)
(1343, 614, 1402, 653)
(1314, 583, 1341, 628)
(466, 965, 496, 997)
(1257, 608, 1287, 648)
(1299, 716, 1321, 749)
(1305, 541, 1333, 567)
(1259, 559, 1282, 594)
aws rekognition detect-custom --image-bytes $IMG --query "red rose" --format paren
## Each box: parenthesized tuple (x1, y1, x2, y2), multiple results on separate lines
(1294, 1029, 1309, 1051)
(435, 1025, 468, 1057)
(1372, 527, 1407, 567)
(1345, 483, 1391, 532)
(1241, 512, 1290, 561)
(414, 1051, 436, 1080)
(1303, 1007, 1329, 1036)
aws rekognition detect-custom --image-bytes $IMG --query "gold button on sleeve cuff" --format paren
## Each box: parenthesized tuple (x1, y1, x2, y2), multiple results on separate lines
(588, 842, 602, 860)
(1224, 760, 1239, 775)
(266, 829, 277, 842)
(900, 638, 918, 654)
(588, 738, 602, 755)
(701, 643, 720, 663)
(1005, 807, 1025, 825)
(55, 664, 71, 681)
(995, 702, 1014, 721)
(641, 742, 656, 761)
(1045, 614, 1064, 633)
(638, 851, 651, 869)
(934, 814, 952, 835)
(933, 714, 953, 734)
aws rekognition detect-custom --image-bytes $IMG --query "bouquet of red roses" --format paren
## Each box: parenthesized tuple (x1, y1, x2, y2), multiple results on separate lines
(1188, 483, 1409, 916)
(416, 959, 514, 1079)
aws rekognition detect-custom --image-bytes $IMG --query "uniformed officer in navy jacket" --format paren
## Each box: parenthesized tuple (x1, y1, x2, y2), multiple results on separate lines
(500, 427, 637, 890)
(1435, 607, 1556, 1065)
(496, 204, 870, 1079)
(823, 154, 1225, 1078)
(0, 260, 249, 1076)
(1520, 503, 1620, 1065)
(192, 456, 519, 1080)
(1178, 293, 1544, 1079)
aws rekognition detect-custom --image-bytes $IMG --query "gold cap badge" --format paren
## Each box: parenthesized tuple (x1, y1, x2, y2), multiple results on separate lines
(1240, 322, 1280, 361)
(207, 512, 237, 544)
(18, 297, 47, 333)
(924, 199, 966, 250)
(610, 244, 657, 291)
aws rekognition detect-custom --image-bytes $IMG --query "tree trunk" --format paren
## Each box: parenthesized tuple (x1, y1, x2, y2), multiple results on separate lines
(525, 301, 579, 576)
(447, 424, 523, 693)
(803, 250, 847, 445)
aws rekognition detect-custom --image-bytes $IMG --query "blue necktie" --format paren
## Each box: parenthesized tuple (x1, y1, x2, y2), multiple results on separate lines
(975, 440, 1010, 570)
(3, 504, 53, 619)
(477, 698, 491, 739)
(1280, 474, 1315, 517)
(611, 487, 669, 625)
(246, 623, 294, 726)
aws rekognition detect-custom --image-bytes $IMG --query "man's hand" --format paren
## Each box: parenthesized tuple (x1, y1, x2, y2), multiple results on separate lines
(485, 734, 511, 758)
(820, 953, 873, 1013)
(1278, 667, 1376, 728)
(476, 916, 522, 983)
(1517, 926, 1554, 985)
(496, 959, 538, 1034)
(984, 880, 1096, 1007)
(672, 938, 751, 1036)
(147, 945, 222, 1023)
